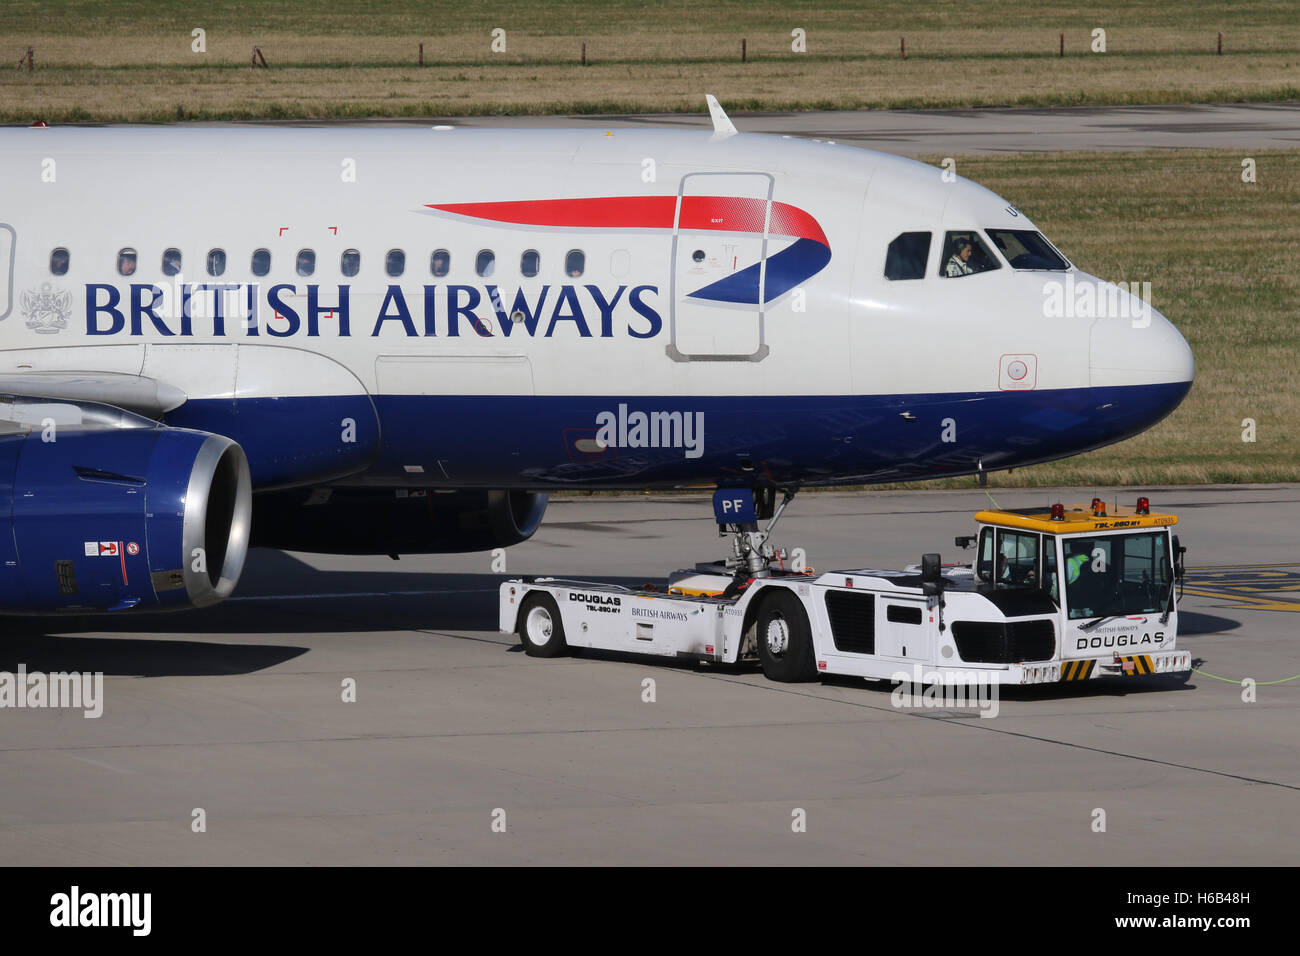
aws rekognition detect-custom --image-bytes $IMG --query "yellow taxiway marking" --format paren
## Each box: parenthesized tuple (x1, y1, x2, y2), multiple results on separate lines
(1184, 565, 1300, 613)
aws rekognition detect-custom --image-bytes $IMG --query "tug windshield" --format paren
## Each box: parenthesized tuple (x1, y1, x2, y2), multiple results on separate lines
(1063, 531, 1172, 620)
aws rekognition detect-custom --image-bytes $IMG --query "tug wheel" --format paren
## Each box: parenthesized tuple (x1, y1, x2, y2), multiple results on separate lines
(518, 593, 569, 658)
(755, 589, 818, 682)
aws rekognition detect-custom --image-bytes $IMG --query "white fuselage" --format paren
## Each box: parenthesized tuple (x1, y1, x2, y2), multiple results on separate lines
(0, 126, 1193, 490)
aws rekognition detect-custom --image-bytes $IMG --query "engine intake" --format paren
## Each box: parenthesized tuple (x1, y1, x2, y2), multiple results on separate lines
(0, 426, 251, 612)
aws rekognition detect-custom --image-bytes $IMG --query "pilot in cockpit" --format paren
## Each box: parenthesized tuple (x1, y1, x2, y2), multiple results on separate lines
(945, 237, 974, 276)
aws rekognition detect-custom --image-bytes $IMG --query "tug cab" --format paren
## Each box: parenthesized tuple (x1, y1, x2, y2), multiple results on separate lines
(967, 498, 1187, 678)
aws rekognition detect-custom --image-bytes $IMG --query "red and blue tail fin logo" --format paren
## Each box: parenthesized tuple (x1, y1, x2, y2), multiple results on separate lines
(426, 196, 831, 305)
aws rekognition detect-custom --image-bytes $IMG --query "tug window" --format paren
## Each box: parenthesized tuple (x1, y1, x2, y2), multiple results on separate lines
(117, 248, 138, 277)
(977, 528, 1040, 587)
(430, 249, 450, 277)
(978, 527, 1050, 594)
(476, 249, 495, 277)
(940, 231, 1000, 278)
(296, 249, 316, 277)
(884, 232, 930, 280)
(520, 249, 540, 278)
(207, 248, 227, 277)
(386, 249, 405, 277)
(341, 249, 361, 277)
(887, 604, 923, 625)
(162, 248, 182, 277)
(565, 249, 585, 278)
(49, 247, 69, 276)
(977, 528, 994, 583)
(251, 248, 271, 277)
(1043, 535, 1060, 604)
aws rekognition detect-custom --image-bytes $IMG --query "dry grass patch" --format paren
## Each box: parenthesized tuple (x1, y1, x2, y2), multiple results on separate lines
(1, 1, 1297, 120)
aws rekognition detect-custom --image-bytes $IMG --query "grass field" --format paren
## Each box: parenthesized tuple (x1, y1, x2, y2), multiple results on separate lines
(1, 1, 1298, 121)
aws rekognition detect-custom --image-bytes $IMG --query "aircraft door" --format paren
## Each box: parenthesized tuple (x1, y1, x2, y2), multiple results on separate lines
(0, 224, 14, 320)
(666, 173, 771, 362)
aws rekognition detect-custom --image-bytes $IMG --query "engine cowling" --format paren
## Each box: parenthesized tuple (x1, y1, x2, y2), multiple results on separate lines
(0, 426, 252, 612)
(250, 488, 548, 554)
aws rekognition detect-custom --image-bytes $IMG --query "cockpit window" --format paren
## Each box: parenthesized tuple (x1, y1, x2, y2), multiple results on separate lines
(985, 229, 1070, 271)
(884, 232, 930, 280)
(940, 231, 1000, 278)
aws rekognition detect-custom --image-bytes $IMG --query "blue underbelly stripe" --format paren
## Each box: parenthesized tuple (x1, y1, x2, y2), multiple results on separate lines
(163, 381, 1190, 489)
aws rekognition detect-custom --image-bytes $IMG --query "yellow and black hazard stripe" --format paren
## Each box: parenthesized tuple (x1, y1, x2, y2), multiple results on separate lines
(1061, 659, 1096, 681)
(1115, 654, 1155, 675)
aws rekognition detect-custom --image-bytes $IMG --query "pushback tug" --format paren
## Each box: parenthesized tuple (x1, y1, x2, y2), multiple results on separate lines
(500, 491, 1191, 686)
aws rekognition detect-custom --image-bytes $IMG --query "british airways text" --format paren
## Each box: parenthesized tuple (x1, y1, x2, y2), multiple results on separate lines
(82, 282, 662, 339)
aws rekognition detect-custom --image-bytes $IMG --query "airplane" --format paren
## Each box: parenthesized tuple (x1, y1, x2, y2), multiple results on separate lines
(0, 98, 1193, 614)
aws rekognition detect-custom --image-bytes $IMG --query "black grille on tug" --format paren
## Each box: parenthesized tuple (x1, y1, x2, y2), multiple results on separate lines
(824, 591, 875, 654)
(952, 619, 1055, 663)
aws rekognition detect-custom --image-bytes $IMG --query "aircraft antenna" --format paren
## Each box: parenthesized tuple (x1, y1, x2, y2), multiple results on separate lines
(705, 94, 738, 137)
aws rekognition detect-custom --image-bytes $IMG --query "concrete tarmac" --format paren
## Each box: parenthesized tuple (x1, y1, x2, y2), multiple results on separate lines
(1, 486, 1295, 865)
(231, 102, 1300, 155)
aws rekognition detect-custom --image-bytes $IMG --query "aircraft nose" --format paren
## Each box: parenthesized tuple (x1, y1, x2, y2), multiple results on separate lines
(1088, 291, 1194, 388)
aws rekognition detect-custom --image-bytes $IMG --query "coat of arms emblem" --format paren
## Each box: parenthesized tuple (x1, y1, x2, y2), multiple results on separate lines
(20, 283, 71, 334)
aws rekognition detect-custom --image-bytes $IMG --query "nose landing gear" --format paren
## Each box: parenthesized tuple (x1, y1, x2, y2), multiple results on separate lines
(714, 487, 798, 578)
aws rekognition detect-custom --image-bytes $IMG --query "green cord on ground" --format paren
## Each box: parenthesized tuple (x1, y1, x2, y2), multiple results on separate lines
(1192, 668, 1300, 685)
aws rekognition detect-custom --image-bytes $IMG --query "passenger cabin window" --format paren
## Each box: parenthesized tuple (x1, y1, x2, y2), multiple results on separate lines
(207, 248, 227, 277)
(341, 249, 360, 277)
(520, 249, 540, 278)
(251, 248, 271, 277)
(117, 248, 138, 277)
(297, 249, 316, 277)
(476, 249, 495, 277)
(386, 249, 405, 277)
(430, 249, 450, 277)
(884, 232, 930, 280)
(565, 249, 585, 278)
(49, 247, 69, 276)
(940, 231, 999, 278)
(985, 229, 1069, 271)
(162, 248, 182, 277)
